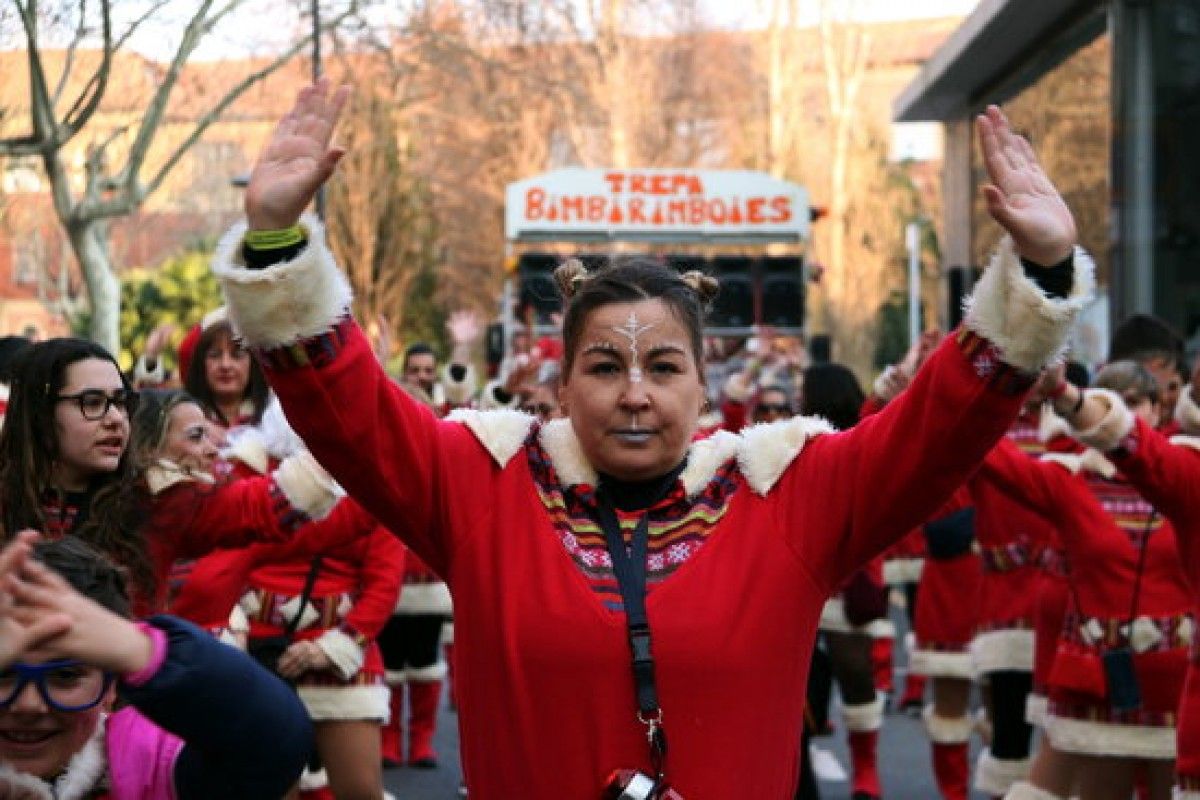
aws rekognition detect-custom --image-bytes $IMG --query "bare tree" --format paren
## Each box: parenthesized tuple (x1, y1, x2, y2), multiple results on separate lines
(0, 0, 357, 352)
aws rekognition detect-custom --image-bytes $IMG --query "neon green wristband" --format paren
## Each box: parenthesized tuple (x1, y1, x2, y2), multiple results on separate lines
(244, 225, 304, 250)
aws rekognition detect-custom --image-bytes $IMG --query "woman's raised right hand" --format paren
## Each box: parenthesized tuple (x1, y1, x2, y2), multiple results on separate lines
(245, 78, 350, 231)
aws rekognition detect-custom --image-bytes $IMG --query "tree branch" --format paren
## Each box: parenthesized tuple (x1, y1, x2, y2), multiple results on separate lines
(51, 0, 89, 109)
(59, 0, 113, 144)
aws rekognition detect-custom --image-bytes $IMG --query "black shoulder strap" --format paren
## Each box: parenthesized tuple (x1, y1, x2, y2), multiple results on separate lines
(284, 556, 323, 637)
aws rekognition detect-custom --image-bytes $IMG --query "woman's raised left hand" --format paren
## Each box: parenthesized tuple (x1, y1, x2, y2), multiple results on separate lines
(976, 105, 1077, 266)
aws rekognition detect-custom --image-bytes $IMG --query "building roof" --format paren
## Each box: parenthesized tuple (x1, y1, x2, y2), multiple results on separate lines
(893, 0, 1104, 121)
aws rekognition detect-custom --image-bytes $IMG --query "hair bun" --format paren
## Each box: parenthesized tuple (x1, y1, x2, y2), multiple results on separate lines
(680, 270, 720, 305)
(554, 258, 589, 299)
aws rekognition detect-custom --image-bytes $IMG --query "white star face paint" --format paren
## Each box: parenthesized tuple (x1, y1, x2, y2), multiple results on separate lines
(612, 311, 657, 385)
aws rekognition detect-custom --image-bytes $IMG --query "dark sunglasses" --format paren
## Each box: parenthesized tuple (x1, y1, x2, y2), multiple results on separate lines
(54, 388, 139, 421)
(754, 403, 792, 415)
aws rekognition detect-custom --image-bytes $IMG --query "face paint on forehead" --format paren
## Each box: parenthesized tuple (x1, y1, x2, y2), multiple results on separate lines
(612, 311, 658, 383)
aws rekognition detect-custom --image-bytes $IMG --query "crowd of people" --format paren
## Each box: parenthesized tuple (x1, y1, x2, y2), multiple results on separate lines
(0, 77, 1195, 800)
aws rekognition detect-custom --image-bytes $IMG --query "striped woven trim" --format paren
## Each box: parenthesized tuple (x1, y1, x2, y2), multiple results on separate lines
(246, 588, 352, 631)
(1048, 696, 1177, 729)
(955, 329, 1038, 397)
(1062, 608, 1193, 653)
(528, 432, 740, 611)
(256, 315, 356, 372)
(979, 542, 1036, 573)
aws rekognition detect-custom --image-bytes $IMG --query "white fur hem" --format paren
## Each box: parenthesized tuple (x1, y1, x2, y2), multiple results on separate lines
(1045, 713, 1176, 759)
(315, 629, 366, 680)
(962, 238, 1094, 372)
(818, 598, 894, 637)
(738, 415, 836, 495)
(1176, 385, 1200, 434)
(273, 450, 342, 520)
(910, 648, 974, 678)
(841, 695, 884, 732)
(1170, 434, 1200, 453)
(974, 749, 1031, 796)
(1175, 789, 1200, 799)
(971, 628, 1035, 674)
(923, 706, 973, 744)
(398, 582, 452, 615)
(298, 684, 389, 721)
(407, 661, 449, 682)
(446, 408, 535, 468)
(1006, 780, 1065, 800)
(883, 557, 924, 585)
(213, 215, 354, 349)
(1026, 693, 1049, 728)
(1069, 388, 1135, 453)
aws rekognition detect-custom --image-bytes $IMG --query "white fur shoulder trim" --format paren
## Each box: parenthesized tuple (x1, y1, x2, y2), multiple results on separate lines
(1176, 385, 1200, 435)
(537, 420, 741, 498)
(212, 214, 353, 350)
(1170, 434, 1200, 453)
(539, 418, 597, 488)
(962, 237, 1094, 371)
(1069, 388, 1135, 452)
(680, 430, 740, 496)
(446, 408, 535, 468)
(737, 415, 836, 496)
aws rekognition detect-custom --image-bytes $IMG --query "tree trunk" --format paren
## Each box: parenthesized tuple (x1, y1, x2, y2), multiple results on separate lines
(68, 219, 121, 355)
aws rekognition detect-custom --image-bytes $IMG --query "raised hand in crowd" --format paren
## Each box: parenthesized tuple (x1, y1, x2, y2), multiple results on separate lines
(1, 534, 151, 675)
(447, 309, 483, 367)
(245, 78, 349, 231)
(144, 323, 176, 366)
(976, 104, 1076, 264)
(0, 532, 71, 670)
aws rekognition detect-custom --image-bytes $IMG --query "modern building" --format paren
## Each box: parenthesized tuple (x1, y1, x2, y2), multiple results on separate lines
(895, 0, 1200, 354)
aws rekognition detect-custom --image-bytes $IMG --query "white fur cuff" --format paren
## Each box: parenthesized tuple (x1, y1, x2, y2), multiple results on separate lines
(841, 695, 884, 732)
(923, 706, 974, 744)
(212, 215, 353, 350)
(910, 648, 974, 679)
(1006, 781, 1065, 800)
(298, 684, 389, 721)
(407, 661, 449, 682)
(398, 582, 453, 616)
(883, 557, 924, 585)
(315, 629, 366, 680)
(1045, 713, 1176, 758)
(974, 749, 1031, 796)
(963, 237, 1095, 372)
(971, 628, 1035, 674)
(273, 450, 343, 521)
(1069, 388, 1135, 453)
(1176, 385, 1200, 435)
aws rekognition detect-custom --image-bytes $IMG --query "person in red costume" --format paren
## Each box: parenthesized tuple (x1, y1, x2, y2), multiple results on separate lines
(978, 362, 1190, 800)
(209, 80, 1090, 799)
(1045, 359, 1200, 799)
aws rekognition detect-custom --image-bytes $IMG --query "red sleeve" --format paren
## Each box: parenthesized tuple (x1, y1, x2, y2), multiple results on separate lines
(782, 330, 1033, 592)
(720, 399, 747, 432)
(859, 395, 887, 419)
(277, 497, 380, 560)
(259, 320, 498, 579)
(973, 436, 1066, 519)
(150, 475, 298, 562)
(1107, 416, 1200, 522)
(340, 526, 406, 639)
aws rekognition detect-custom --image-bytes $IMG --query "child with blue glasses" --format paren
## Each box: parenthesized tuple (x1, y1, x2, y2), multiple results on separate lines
(0, 532, 313, 799)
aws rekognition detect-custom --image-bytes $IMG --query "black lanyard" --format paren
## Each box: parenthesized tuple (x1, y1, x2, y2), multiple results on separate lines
(596, 496, 669, 781)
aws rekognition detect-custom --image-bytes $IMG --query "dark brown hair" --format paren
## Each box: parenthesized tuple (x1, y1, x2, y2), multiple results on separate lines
(183, 320, 269, 426)
(554, 257, 719, 377)
(801, 363, 865, 431)
(0, 338, 153, 601)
